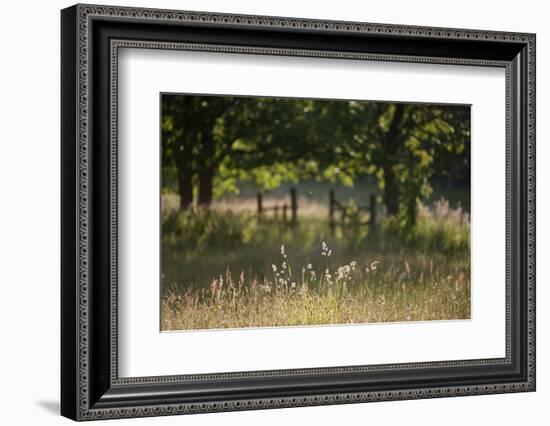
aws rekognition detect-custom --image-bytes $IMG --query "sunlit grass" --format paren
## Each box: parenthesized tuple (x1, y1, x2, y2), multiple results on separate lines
(161, 201, 471, 331)
(162, 261, 470, 330)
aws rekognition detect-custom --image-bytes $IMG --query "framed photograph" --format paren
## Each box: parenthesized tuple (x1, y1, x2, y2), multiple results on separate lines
(61, 4, 536, 421)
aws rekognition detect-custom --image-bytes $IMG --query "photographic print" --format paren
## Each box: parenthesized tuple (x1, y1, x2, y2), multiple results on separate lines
(160, 94, 471, 331)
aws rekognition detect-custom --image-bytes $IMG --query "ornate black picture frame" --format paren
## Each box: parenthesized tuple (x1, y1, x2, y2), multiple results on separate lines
(61, 4, 535, 421)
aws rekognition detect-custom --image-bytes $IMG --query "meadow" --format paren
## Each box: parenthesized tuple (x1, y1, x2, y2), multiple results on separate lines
(161, 190, 471, 331)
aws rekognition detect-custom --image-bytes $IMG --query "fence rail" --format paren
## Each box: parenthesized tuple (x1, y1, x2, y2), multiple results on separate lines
(329, 189, 377, 234)
(257, 187, 297, 223)
(256, 187, 377, 233)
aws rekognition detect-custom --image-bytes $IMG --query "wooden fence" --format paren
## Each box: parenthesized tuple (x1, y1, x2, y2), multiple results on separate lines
(257, 187, 298, 223)
(256, 187, 377, 233)
(329, 189, 377, 234)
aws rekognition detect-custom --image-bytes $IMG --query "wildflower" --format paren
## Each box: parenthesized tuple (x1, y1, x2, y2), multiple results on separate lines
(336, 264, 352, 281)
(324, 268, 333, 283)
(280, 244, 286, 257)
(350, 261, 356, 270)
(321, 241, 332, 256)
(371, 261, 379, 271)
(272, 264, 277, 272)
(307, 263, 312, 270)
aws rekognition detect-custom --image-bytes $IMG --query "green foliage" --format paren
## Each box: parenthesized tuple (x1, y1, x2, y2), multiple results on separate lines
(161, 199, 469, 296)
(162, 94, 470, 225)
(163, 209, 251, 252)
(381, 200, 470, 256)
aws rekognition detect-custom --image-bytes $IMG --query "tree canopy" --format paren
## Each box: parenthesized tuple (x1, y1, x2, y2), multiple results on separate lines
(161, 94, 470, 225)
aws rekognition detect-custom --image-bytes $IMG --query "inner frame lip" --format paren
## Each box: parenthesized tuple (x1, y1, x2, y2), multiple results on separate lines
(108, 38, 512, 386)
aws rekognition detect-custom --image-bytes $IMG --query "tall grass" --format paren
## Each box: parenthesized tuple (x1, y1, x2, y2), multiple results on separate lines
(162, 241, 469, 330)
(161, 195, 470, 331)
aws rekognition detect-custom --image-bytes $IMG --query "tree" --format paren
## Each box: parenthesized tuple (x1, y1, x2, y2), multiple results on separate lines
(162, 96, 194, 209)
(162, 95, 470, 226)
(330, 101, 470, 226)
(162, 95, 245, 208)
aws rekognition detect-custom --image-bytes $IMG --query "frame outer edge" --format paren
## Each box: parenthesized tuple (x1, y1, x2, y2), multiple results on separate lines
(527, 33, 535, 390)
(76, 2, 92, 420)
(61, 4, 80, 422)
(66, 4, 536, 421)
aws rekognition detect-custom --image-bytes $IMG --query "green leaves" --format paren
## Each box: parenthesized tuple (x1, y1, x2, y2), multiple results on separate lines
(162, 94, 470, 225)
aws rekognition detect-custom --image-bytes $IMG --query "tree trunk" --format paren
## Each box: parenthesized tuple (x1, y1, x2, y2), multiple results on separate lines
(407, 196, 417, 227)
(381, 104, 405, 217)
(198, 170, 214, 207)
(177, 170, 193, 210)
(382, 164, 400, 216)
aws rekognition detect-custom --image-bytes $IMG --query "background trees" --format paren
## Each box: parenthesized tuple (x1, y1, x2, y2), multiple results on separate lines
(161, 94, 470, 226)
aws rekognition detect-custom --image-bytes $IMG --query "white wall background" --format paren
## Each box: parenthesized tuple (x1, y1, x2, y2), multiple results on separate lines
(0, 0, 546, 424)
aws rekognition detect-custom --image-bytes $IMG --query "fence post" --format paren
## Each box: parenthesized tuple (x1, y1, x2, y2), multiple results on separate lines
(370, 194, 377, 234)
(257, 193, 263, 221)
(290, 187, 297, 223)
(283, 204, 288, 222)
(274, 205, 279, 219)
(329, 189, 335, 234)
